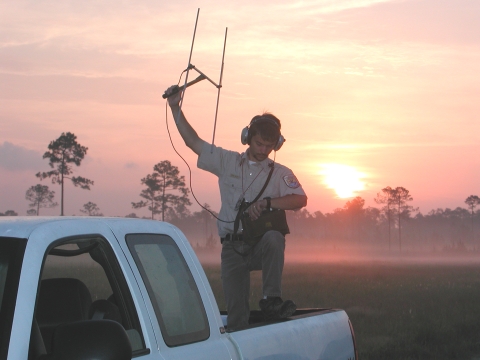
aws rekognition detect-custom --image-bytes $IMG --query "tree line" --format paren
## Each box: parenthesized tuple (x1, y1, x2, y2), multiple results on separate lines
(285, 194, 480, 254)
(2, 132, 479, 254)
(2, 132, 191, 219)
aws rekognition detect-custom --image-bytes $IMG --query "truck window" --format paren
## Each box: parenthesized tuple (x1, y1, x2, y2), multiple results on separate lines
(0, 238, 26, 360)
(31, 236, 147, 358)
(126, 234, 210, 347)
(41, 242, 112, 301)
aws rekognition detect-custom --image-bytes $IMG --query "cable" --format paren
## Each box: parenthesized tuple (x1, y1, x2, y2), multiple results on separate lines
(164, 91, 234, 224)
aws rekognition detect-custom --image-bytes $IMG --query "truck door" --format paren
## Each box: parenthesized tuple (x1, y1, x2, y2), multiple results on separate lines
(124, 232, 235, 360)
(8, 220, 161, 360)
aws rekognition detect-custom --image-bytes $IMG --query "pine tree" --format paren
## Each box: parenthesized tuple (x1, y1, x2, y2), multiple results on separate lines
(36, 132, 94, 216)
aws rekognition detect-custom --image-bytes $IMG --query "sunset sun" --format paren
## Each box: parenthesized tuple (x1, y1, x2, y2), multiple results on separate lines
(319, 164, 366, 198)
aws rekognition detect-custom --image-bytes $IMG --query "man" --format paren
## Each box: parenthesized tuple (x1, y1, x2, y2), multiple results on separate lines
(164, 85, 307, 330)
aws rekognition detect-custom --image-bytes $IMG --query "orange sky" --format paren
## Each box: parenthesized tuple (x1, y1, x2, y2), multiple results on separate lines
(1, 0, 479, 217)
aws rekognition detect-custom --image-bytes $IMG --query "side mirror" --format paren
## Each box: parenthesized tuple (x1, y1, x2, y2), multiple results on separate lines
(39, 320, 132, 360)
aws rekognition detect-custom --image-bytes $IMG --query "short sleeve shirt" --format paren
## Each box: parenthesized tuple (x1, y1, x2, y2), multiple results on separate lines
(197, 142, 306, 237)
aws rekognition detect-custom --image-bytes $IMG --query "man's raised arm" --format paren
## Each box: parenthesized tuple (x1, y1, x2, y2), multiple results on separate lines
(165, 85, 206, 156)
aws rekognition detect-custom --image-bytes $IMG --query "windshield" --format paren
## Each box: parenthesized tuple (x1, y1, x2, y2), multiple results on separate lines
(0, 237, 27, 359)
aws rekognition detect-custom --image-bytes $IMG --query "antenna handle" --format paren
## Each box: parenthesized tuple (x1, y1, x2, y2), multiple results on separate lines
(162, 74, 207, 99)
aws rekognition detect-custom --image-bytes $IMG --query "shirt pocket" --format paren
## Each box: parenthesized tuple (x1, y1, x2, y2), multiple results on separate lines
(220, 176, 243, 210)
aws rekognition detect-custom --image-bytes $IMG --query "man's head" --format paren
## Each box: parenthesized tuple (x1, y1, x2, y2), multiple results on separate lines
(241, 113, 285, 162)
(241, 113, 285, 150)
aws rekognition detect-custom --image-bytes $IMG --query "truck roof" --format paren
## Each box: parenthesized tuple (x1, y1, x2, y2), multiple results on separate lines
(0, 216, 170, 240)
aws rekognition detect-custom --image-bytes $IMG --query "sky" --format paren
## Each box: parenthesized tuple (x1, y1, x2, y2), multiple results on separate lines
(1, 0, 479, 218)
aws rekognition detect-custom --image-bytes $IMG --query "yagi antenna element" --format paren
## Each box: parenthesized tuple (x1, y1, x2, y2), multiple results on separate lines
(163, 8, 228, 151)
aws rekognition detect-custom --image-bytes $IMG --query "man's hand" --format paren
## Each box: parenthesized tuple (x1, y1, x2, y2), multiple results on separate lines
(164, 85, 182, 107)
(248, 199, 268, 221)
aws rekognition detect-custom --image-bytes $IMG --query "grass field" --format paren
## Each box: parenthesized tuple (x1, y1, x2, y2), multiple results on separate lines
(202, 258, 480, 360)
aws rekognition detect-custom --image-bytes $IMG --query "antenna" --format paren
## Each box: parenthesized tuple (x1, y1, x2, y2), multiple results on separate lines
(164, 8, 228, 152)
(163, 10, 233, 223)
(211, 27, 228, 152)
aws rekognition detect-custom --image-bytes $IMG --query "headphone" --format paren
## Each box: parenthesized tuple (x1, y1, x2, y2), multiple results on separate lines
(240, 116, 286, 151)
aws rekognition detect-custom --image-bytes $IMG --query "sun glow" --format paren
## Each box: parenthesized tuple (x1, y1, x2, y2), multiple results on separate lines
(319, 164, 366, 198)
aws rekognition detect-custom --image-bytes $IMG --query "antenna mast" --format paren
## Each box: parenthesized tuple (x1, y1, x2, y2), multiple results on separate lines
(169, 9, 228, 152)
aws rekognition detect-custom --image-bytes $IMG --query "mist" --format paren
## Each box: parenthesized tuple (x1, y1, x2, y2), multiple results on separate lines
(184, 204, 480, 266)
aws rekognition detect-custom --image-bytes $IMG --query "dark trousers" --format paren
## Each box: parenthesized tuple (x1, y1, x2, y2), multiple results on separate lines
(221, 230, 285, 330)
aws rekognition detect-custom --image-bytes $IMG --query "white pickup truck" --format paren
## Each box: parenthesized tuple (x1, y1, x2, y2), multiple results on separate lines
(0, 217, 357, 360)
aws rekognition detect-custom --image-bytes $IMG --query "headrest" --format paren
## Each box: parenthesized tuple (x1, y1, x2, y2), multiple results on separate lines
(37, 278, 92, 326)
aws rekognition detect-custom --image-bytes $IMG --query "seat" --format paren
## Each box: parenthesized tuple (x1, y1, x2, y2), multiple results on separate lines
(36, 320, 132, 360)
(36, 278, 92, 353)
(28, 318, 47, 360)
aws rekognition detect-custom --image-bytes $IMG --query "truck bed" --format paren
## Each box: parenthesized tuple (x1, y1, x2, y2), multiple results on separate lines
(221, 308, 342, 329)
(221, 308, 357, 360)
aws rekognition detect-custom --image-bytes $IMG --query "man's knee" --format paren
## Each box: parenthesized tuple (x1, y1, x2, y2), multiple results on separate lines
(262, 230, 285, 251)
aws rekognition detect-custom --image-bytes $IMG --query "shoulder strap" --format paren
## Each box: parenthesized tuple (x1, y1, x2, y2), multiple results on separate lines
(250, 163, 275, 206)
(232, 164, 274, 239)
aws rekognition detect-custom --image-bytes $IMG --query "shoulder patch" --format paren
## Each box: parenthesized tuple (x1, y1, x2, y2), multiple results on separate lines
(283, 174, 300, 189)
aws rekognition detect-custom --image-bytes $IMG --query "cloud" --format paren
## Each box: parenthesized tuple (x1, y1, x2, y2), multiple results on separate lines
(278, 0, 394, 15)
(0, 72, 159, 104)
(124, 162, 138, 169)
(302, 141, 475, 151)
(0, 142, 44, 171)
